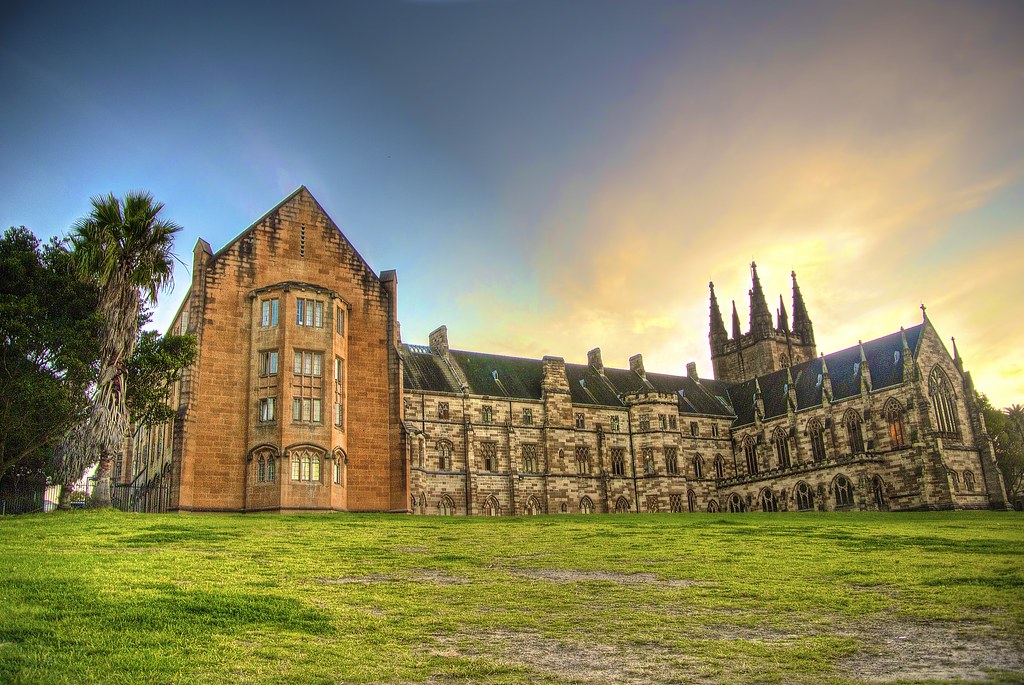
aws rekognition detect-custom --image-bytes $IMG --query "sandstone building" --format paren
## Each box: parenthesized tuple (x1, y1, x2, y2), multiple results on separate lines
(120, 188, 1009, 514)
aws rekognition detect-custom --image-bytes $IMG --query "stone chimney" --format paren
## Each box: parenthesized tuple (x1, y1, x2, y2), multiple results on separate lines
(587, 348, 604, 375)
(428, 325, 450, 359)
(541, 356, 570, 394)
(686, 362, 698, 379)
(629, 354, 646, 379)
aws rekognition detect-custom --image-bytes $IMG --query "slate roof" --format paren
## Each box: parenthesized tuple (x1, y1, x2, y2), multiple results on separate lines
(398, 323, 923, 424)
(727, 324, 923, 427)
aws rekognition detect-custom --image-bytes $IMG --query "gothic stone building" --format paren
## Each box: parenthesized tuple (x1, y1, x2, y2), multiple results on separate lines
(122, 188, 1009, 514)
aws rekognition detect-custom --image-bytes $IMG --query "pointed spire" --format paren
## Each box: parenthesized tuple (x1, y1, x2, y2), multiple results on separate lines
(791, 270, 814, 345)
(753, 376, 765, 420)
(820, 353, 833, 404)
(778, 294, 789, 332)
(858, 340, 872, 393)
(731, 300, 742, 339)
(952, 337, 964, 373)
(748, 262, 773, 339)
(709, 282, 727, 343)
(901, 327, 916, 384)
(785, 365, 797, 412)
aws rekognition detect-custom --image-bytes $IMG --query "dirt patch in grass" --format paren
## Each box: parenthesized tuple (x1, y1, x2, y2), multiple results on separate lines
(432, 629, 699, 684)
(434, 619, 1023, 684)
(513, 569, 718, 588)
(410, 570, 471, 585)
(838, 620, 1023, 682)
(310, 574, 394, 584)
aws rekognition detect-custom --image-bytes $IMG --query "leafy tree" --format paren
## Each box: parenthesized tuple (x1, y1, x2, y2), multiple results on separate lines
(70, 192, 182, 507)
(126, 327, 197, 430)
(0, 228, 99, 494)
(979, 394, 1024, 509)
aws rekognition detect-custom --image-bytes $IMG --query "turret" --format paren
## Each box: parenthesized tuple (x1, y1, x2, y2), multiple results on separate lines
(900, 327, 915, 382)
(709, 282, 727, 350)
(731, 300, 742, 340)
(748, 262, 773, 339)
(820, 354, 833, 405)
(951, 337, 964, 374)
(791, 271, 814, 345)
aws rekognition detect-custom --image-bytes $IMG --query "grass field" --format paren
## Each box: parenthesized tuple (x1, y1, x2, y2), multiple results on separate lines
(0, 511, 1021, 684)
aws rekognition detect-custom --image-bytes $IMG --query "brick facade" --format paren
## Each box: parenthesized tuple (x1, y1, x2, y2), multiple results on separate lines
(123, 190, 1009, 515)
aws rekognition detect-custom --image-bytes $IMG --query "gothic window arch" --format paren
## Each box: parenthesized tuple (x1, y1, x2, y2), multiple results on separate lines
(687, 489, 697, 513)
(759, 488, 779, 512)
(964, 470, 976, 492)
(707, 499, 720, 513)
(949, 469, 961, 490)
(257, 455, 266, 482)
(884, 398, 908, 449)
(727, 493, 746, 513)
(692, 454, 704, 480)
(772, 427, 791, 468)
(482, 496, 500, 516)
(808, 419, 827, 462)
(743, 436, 758, 476)
(437, 440, 453, 471)
(844, 409, 865, 454)
(871, 475, 887, 511)
(579, 496, 595, 514)
(290, 448, 323, 482)
(614, 496, 631, 513)
(714, 454, 725, 480)
(795, 481, 814, 511)
(575, 446, 591, 474)
(929, 366, 961, 437)
(524, 495, 541, 515)
(832, 474, 855, 508)
(439, 494, 455, 516)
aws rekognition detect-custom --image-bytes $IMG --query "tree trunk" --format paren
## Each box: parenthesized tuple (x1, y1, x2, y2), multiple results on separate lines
(57, 485, 73, 510)
(91, 453, 112, 508)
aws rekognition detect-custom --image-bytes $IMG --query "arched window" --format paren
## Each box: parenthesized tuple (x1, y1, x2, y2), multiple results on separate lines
(707, 499, 720, 513)
(772, 427, 791, 468)
(795, 481, 814, 511)
(808, 419, 827, 462)
(437, 441, 453, 471)
(743, 436, 758, 475)
(291, 449, 322, 482)
(614, 496, 630, 513)
(334, 458, 342, 485)
(727, 493, 746, 513)
(257, 456, 266, 482)
(482, 496, 500, 516)
(439, 495, 455, 516)
(964, 470, 976, 492)
(525, 495, 541, 515)
(560, 502, 568, 513)
(871, 475, 886, 511)
(929, 366, 961, 437)
(844, 410, 864, 454)
(575, 446, 591, 474)
(833, 474, 855, 508)
(714, 454, 725, 480)
(687, 489, 697, 513)
(884, 398, 908, 449)
(580, 496, 594, 514)
(759, 488, 779, 512)
(643, 448, 656, 475)
(267, 455, 275, 482)
(692, 454, 704, 480)
(949, 469, 960, 490)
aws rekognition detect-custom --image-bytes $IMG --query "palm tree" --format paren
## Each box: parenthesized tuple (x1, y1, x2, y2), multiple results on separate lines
(71, 192, 181, 507)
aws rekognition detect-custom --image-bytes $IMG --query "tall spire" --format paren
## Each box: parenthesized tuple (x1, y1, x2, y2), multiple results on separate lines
(731, 300, 742, 339)
(777, 294, 789, 332)
(748, 261, 773, 338)
(709, 281, 727, 345)
(791, 270, 814, 345)
(952, 337, 964, 373)
(858, 340, 872, 394)
(900, 327, 916, 382)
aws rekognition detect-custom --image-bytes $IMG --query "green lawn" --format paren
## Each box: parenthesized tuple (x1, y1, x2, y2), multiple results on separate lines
(0, 511, 1021, 684)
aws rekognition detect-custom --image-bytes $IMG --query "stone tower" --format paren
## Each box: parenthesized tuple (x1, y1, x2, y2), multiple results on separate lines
(709, 263, 817, 383)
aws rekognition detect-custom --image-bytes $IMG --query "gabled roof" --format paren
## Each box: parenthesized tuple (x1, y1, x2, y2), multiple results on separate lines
(207, 186, 383, 283)
(399, 323, 923, 424)
(728, 324, 924, 427)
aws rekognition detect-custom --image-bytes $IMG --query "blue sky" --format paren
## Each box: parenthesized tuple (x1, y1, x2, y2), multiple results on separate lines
(2, 0, 1023, 404)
